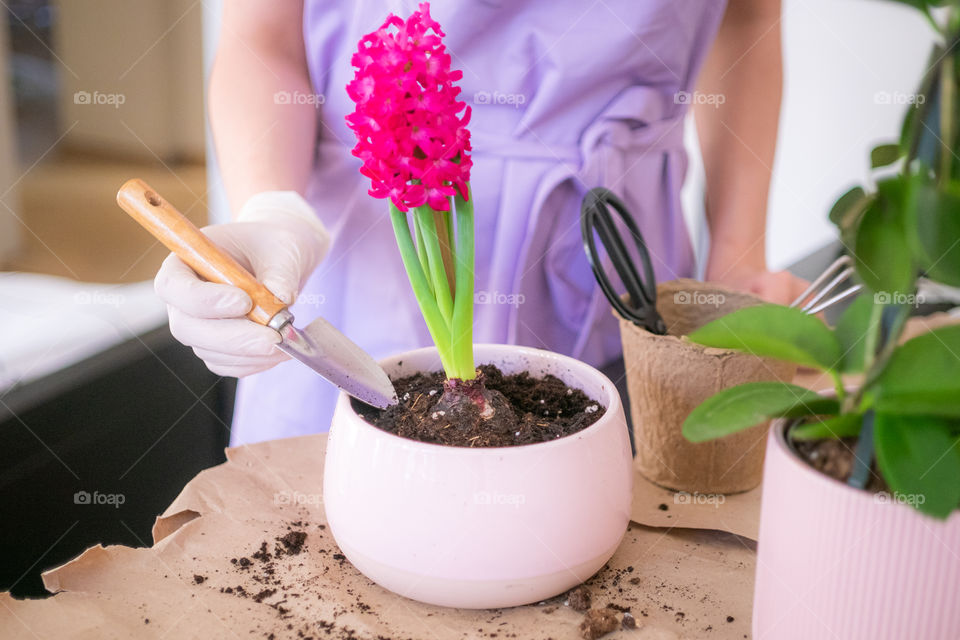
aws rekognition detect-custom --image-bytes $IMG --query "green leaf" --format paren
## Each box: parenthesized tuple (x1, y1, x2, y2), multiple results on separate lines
(688, 304, 842, 371)
(778, 395, 842, 418)
(683, 383, 830, 443)
(905, 175, 960, 288)
(830, 186, 872, 253)
(874, 413, 960, 519)
(873, 325, 960, 417)
(870, 143, 902, 168)
(854, 178, 917, 295)
(834, 294, 875, 374)
(791, 413, 863, 440)
(829, 186, 868, 233)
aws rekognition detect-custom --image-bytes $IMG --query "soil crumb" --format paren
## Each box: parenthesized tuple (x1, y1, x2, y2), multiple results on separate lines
(353, 364, 605, 447)
(567, 585, 592, 612)
(580, 607, 620, 639)
(186, 519, 736, 639)
(276, 531, 307, 556)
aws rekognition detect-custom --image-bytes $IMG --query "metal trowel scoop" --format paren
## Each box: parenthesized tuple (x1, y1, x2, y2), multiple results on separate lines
(117, 179, 398, 408)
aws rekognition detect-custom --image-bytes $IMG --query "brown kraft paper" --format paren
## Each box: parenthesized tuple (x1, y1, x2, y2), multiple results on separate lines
(0, 433, 756, 640)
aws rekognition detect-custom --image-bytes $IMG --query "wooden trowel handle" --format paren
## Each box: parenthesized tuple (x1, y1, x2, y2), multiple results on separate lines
(116, 178, 287, 326)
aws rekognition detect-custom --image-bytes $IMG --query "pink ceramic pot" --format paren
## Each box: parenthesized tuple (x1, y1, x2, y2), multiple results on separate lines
(323, 344, 633, 609)
(754, 418, 960, 639)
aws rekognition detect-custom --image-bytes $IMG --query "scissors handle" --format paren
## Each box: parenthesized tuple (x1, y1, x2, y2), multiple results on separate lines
(581, 188, 667, 335)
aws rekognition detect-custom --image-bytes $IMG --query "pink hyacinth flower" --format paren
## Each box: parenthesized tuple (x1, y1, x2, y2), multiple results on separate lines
(345, 2, 472, 213)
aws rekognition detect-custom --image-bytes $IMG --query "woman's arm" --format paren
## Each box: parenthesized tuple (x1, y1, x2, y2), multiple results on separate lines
(209, 0, 316, 213)
(695, 0, 807, 304)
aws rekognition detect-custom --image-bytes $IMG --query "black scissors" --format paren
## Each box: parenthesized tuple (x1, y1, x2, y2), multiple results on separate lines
(580, 187, 667, 335)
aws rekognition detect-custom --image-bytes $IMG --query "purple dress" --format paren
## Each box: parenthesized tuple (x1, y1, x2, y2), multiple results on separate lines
(231, 0, 727, 445)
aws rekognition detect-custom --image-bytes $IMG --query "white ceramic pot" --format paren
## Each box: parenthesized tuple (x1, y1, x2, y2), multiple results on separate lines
(323, 343, 633, 609)
(754, 418, 960, 639)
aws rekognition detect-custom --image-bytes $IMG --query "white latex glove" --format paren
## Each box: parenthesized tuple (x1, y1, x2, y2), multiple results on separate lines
(155, 191, 331, 377)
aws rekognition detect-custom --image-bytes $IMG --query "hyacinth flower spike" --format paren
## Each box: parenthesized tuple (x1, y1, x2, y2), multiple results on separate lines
(346, 3, 501, 419)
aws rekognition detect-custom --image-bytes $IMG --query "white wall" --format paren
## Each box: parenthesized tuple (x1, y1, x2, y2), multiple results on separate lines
(766, 0, 934, 268)
(686, 0, 936, 272)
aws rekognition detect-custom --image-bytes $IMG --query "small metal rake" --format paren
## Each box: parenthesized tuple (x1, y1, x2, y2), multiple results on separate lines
(790, 255, 862, 314)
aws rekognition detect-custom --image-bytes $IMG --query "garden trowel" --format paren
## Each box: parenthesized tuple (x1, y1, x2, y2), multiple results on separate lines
(117, 178, 397, 409)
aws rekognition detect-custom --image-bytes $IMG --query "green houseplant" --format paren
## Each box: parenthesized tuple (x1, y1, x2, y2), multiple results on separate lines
(683, 0, 960, 520)
(683, 2, 960, 637)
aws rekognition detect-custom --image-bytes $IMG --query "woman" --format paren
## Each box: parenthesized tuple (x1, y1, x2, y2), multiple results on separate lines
(156, 0, 807, 444)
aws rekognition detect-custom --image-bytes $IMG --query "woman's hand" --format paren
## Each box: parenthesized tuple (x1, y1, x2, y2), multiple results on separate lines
(155, 192, 330, 377)
(707, 266, 809, 306)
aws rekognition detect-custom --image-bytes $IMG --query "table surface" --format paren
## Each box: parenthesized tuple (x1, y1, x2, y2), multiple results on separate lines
(1, 433, 756, 640)
(5, 311, 956, 638)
